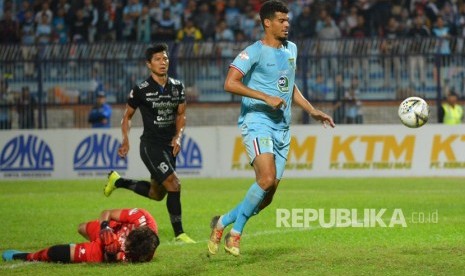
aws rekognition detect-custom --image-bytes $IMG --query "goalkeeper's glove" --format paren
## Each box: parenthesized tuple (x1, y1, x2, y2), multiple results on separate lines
(99, 221, 120, 254)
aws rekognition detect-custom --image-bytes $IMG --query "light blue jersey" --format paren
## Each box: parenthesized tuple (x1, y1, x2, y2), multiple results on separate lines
(230, 40, 297, 130)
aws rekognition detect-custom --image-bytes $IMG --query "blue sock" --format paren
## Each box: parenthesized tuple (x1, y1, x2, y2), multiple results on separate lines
(232, 183, 266, 234)
(220, 202, 242, 228)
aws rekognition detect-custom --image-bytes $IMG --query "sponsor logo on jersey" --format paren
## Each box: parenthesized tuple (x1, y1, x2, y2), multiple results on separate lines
(0, 134, 54, 171)
(277, 76, 290, 93)
(288, 58, 296, 70)
(73, 134, 127, 171)
(238, 51, 249, 60)
(138, 81, 149, 89)
(177, 136, 202, 170)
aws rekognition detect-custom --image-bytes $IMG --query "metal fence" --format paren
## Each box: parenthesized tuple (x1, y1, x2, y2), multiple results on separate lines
(0, 38, 464, 129)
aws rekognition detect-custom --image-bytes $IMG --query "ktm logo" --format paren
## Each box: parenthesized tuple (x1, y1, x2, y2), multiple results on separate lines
(0, 135, 54, 171)
(74, 134, 127, 170)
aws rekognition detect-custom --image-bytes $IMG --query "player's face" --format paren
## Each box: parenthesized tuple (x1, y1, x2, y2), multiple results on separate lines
(147, 51, 169, 76)
(269, 12, 289, 42)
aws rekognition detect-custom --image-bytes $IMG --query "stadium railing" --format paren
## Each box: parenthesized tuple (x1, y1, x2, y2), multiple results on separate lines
(0, 38, 463, 129)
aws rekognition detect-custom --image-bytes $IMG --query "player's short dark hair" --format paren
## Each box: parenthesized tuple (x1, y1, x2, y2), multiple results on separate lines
(145, 43, 169, 62)
(259, 0, 289, 25)
(124, 226, 160, 263)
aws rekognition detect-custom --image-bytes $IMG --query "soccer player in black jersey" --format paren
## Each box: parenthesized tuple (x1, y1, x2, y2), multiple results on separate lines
(104, 43, 195, 244)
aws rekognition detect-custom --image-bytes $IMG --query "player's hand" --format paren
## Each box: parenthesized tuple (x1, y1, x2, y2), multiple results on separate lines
(265, 96, 287, 109)
(100, 228, 117, 246)
(171, 136, 181, 157)
(118, 141, 129, 158)
(310, 109, 336, 128)
(104, 240, 121, 255)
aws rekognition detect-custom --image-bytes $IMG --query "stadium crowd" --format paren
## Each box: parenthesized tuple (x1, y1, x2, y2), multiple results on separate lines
(0, 0, 464, 45)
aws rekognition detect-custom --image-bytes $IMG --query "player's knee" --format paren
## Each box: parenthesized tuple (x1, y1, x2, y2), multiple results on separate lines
(77, 223, 87, 237)
(149, 188, 166, 201)
(257, 175, 275, 191)
(163, 174, 180, 192)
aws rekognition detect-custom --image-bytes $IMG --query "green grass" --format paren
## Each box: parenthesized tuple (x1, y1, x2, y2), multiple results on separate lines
(0, 178, 464, 275)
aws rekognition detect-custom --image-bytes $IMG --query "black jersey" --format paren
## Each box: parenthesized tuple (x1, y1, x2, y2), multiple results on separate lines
(127, 76, 186, 145)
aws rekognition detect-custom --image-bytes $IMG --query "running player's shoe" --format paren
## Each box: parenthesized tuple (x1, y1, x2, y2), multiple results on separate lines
(224, 232, 241, 256)
(175, 233, 196, 244)
(2, 250, 24, 261)
(208, 215, 223, 255)
(104, 171, 120, 197)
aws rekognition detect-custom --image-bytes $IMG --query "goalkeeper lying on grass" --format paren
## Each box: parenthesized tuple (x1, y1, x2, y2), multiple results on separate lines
(2, 208, 159, 263)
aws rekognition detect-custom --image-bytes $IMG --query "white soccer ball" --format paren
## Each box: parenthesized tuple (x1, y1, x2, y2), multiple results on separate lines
(398, 97, 429, 128)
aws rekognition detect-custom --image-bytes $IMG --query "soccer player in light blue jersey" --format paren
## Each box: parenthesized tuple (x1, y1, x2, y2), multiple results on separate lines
(208, 0, 335, 257)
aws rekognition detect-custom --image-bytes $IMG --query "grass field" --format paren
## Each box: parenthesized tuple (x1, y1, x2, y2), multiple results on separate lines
(0, 177, 464, 275)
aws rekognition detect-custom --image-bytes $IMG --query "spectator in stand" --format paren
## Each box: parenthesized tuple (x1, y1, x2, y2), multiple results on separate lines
(137, 5, 152, 43)
(20, 10, 35, 77)
(380, 17, 402, 88)
(349, 14, 370, 86)
(224, 0, 241, 30)
(215, 19, 234, 42)
(17, 86, 36, 129)
(425, 0, 440, 25)
(438, 91, 463, 124)
(20, 10, 36, 44)
(239, 6, 257, 40)
(55, 0, 71, 15)
(0, 79, 12, 130)
(88, 91, 112, 128)
(34, 1, 53, 25)
(123, 0, 143, 21)
(52, 7, 69, 44)
(316, 8, 336, 34)
(82, 0, 99, 43)
(332, 73, 346, 124)
(148, 0, 162, 21)
(0, 9, 20, 43)
(153, 8, 176, 42)
(171, 0, 185, 30)
(36, 12, 52, 44)
(193, 2, 216, 41)
(345, 76, 363, 124)
(97, 0, 116, 42)
(456, 2, 465, 51)
(70, 8, 89, 43)
(292, 5, 316, 39)
(408, 15, 430, 88)
(176, 17, 202, 43)
(318, 14, 341, 75)
(432, 17, 451, 55)
(339, 5, 359, 37)
(16, 0, 31, 25)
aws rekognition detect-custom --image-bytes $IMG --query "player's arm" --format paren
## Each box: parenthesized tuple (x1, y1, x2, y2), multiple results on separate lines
(224, 67, 286, 109)
(293, 85, 335, 128)
(172, 102, 186, 156)
(118, 104, 136, 158)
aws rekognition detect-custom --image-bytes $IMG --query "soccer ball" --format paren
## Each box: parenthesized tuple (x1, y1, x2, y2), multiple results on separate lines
(398, 97, 429, 128)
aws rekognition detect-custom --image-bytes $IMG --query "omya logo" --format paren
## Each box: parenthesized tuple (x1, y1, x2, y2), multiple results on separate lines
(74, 134, 127, 170)
(0, 135, 54, 171)
(177, 136, 202, 169)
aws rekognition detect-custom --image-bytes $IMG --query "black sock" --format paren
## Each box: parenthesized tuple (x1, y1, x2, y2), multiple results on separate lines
(167, 191, 184, 236)
(47, 245, 71, 263)
(13, 253, 28, 261)
(116, 178, 151, 198)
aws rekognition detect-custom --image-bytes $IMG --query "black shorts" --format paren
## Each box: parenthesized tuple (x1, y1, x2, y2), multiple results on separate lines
(139, 140, 176, 184)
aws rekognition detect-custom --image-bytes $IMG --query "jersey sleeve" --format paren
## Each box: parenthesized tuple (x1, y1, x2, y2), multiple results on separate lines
(126, 87, 141, 109)
(179, 83, 186, 104)
(230, 43, 258, 76)
(118, 208, 158, 234)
